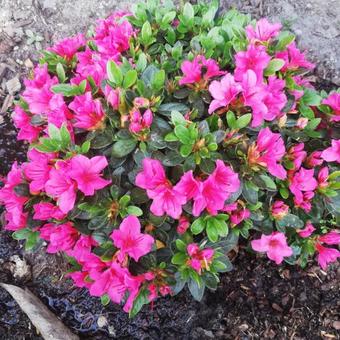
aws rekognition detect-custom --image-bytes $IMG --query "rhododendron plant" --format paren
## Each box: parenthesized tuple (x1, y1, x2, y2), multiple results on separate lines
(0, 0, 339, 317)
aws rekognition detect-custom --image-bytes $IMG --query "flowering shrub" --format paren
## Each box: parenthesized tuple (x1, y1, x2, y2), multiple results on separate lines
(1, 0, 339, 316)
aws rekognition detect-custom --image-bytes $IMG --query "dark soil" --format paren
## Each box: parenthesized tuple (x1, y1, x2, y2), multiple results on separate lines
(0, 1, 340, 339)
(1, 229, 340, 339)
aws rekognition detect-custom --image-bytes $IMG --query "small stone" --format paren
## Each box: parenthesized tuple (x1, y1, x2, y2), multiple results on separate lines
(332, 321, 340, 330)
(97, 315, 108, 328)
(8, 255, 31, 281)
(6, 77, 21, 94)
(239, 323, 249, 332)
(24, 58, 34, 68)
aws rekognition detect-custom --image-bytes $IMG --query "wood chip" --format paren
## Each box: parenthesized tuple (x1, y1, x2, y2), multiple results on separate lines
(272, 303, 283, 312)
(24, 58, 34, 68)
(1, 94, 14, 114)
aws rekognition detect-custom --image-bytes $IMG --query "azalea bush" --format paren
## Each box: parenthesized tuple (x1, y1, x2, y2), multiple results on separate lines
(1, 0, 340, 316)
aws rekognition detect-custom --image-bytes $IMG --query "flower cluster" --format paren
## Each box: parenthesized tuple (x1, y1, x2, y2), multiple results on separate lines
(1, 1, 339, 316)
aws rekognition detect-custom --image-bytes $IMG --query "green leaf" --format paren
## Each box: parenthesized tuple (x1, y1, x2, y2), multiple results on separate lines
(301, 89, 322, 106)
(100, 294, 110, 306)
(111, 138, 137, 158)
(180, 144, 193, 157)
(151, 70, 165, 91)
(141, 21, 153, 45)
(47, 123, 61, 141)
(129, 289, 149, 318)
(164, 132, 178, 142)
(81, 140, 91, 153)
(12, 228, 31, 240)
(202, 0, 219, 27)
(162, 11, 176, 26)
(226, 111, 237, 129)
(275, 31, 295, 51)
(191, 217, 205, 235)
(259, 174, 277, 191)
(126, 206, 143, 216)
(174, 125, 191, 144)
(206, 220, 219, 242)
(171, 110, 186, 126)
(176, 239, 187, 252)
(158, 102, 189, 117)
(60, 124, 71, 148)
(25, 231, 39, 251)
(188, 278, 205, 301)
(264, 58, 285, 76)
(56, 63, 66, 82)
(136, 53, 147, 72)
(171, 252, 187, 265)
(305, 118, 321, 130)
(183, 3, 194, 20)
(236, 113, 252, 129)
(107, 60, 123, 86)
(51, 84, 81, 97)
(123, 70, 138, 89)
(277, 214, 304, 229)
(243, 181, 258, 204)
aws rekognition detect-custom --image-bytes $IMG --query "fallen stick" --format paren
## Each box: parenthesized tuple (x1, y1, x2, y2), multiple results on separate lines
(0, 283, 79, 340)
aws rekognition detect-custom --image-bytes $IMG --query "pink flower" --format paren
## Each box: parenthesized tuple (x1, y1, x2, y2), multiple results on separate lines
(175, 160, 240, 216)
(75, 49, 107, 86)
(241, 70, 268, 127)
(68, 155, 111, 196)
(50, 34, 86, 60)
(22, 64, 58, 115)
(89, 261, 130, 303)
(293, 191, 314, 212)
(246, 18, 282, 43)
(68, 271, 92, 289)
(135, 158, 167, 190)
(40, 222, 79, 253)
(187, 243, 214, 273)
(111, 215, 154, 262)
(69, 92, 105, 130)
(270, 200, 289, 220)
(179, 55, 224, 86)
(3, 211, 28, 231)
(315, 243, 340, 270)
(321, 139, 340, 164)
(323, 92, 340, 122)
(94, 15, 134, 58)
(129, 109, 153, 134)
(248, 127, 287, 179)
(135, 158, 186, 219)
(319, 231, 340, 245)
(33, 202, 66, 220)
(305, 151, 323, 167)
(287, 143, 307, 171)
(133, 97, 150, 108)
(177, 215, 190, 234)
(67, 235, 98, 262)
(148, 183, 187, 219)
(276, 42, 315, 72)
(208, 73, 242, 114)
(296, 117, 309, 129)
(210, 160, 240, 194)
(297, 221, 315, 238)
(45, 161, 77, 214)
(317, 167, 329, 189)
(289, 167, 317, 202)
(0, 163, 28, 230)
(104, 85, 120, 110)
(251, 232, 293, 264)
(234, 44, 271, 83)
(12, 106, 41, 142)
(23, 149, 54, 194)
(223, 202, 250, 225)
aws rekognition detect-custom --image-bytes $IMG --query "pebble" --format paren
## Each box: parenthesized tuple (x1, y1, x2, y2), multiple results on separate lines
(6, 77, 21, 94)
(97, 315, 108, 328)
(332, 321, 340, 330)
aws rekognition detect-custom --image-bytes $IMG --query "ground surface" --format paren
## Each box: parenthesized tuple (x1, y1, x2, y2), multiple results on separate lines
(0, 0, 339, 339)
